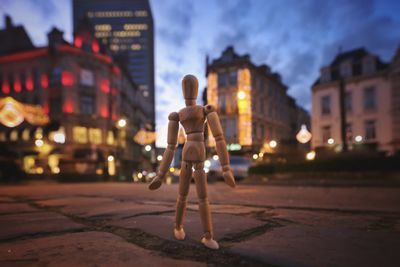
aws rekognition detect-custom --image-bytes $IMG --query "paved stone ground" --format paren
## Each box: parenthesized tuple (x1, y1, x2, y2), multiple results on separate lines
(0, 182, 399, 267)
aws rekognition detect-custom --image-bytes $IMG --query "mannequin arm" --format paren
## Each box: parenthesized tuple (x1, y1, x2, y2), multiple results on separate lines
(205, 105, 236, 188)
(149, 112, 179, 190)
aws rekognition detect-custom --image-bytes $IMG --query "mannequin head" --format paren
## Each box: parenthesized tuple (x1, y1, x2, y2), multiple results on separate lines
(182, 75, 198, 106)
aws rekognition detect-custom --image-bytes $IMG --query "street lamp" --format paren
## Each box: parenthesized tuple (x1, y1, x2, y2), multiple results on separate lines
(117, 118, 127, 128)
(269, 140, 277, 148)
(145, 145, 152, 152)
(327, 138, 335, 145)
(355, 135, 363, 143)
(296, 124, 312, 144)
(237, 91, 246, 100)
(306, 151, 316, 160)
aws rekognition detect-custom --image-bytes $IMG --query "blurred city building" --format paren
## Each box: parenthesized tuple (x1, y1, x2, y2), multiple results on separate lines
(73, 0, 155, 130)
(0, 15, 148, 179)
(311, 47, 400, 154)
(206, 46, 309, 159)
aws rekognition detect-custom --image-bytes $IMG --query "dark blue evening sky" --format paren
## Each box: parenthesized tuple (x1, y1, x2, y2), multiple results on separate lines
(1, 0, 399, 146)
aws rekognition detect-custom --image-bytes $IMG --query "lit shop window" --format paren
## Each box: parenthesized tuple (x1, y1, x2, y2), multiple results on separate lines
(107, 131, 115, 145)
(73, 126, 88, 144)
(89, 128, 102, 145)
(124, 24, 148, 30)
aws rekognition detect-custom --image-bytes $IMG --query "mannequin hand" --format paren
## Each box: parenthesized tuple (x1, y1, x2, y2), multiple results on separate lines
(148, 174, 164, 190)
(222, 170, 236, 188)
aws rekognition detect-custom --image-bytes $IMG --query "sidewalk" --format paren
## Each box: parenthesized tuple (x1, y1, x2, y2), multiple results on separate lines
(0, 183, 399, 266)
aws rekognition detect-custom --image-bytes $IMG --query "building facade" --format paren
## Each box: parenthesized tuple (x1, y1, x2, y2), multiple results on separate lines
(311, 47, 400, 154)
(206, 46, 309, 157)
(73, 0, 155, 129)
(0, 16, 147, 178)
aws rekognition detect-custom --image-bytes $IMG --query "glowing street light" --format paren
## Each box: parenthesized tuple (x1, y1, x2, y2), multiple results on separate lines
(355, 135, 363, 143)
(237, 91, 246, 100)
(252, 154, 259, 160)
(145, 145, 152, 152)
(157, 155, 163, 161)
(306, 151, 316, 160)
(269, 140, 277, 148)
(327, 138, 335, 145)
(35, 139, 44, 147)
(212, 155, 219, 161)
(117, 118, 127, 128)
(296, 124, 312, 144)
(53, 132, 65, 144)
(107, 155, 114, 162)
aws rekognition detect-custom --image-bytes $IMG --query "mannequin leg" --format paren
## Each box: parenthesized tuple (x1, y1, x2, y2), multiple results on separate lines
(174, 161, 192, 240)
(193, 162, 219, 249)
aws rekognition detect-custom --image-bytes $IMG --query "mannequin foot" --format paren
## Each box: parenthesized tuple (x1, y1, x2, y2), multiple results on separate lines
(201, 237, 219, 250)
(174, 228, 185, 240)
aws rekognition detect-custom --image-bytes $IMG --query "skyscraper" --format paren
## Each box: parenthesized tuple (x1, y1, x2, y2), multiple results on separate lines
(73, 0, 155, 128)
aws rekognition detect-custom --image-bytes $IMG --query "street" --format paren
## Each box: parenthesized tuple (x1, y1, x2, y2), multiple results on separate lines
(0, 182, 399, 267)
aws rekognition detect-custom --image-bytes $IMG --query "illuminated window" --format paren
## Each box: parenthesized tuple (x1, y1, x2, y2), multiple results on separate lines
(135, 10, 148, 17)
(89, 128, 102, 144)
(10, 130, 18, 141)
(94, 24, 112, 31)
(124, 24, 148, 30)
(22, 129, 30, 141)
(23, 156, 36, 173)
(0, 132, 5, 141)
(131, 44, 141, 50)
(73, 126, 88, 144)
(107, 131, 114, 145)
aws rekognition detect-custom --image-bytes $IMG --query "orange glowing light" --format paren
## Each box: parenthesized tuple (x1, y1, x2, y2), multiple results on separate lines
(0, 97, 49, 127)
(61, 71, 74, 87)
(237, 68, 252, 146)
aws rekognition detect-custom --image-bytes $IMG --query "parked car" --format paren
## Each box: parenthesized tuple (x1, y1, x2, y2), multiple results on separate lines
(207, 156, 251, 182)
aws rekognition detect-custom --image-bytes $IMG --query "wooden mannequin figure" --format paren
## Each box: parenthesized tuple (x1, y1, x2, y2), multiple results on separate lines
(148, 74, 236, 250)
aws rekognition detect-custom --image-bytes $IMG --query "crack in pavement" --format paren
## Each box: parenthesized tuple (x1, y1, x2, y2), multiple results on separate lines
(4, 197, 280, 267)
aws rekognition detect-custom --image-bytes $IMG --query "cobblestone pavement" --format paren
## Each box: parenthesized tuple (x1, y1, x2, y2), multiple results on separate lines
(0, 182, 399, 267)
